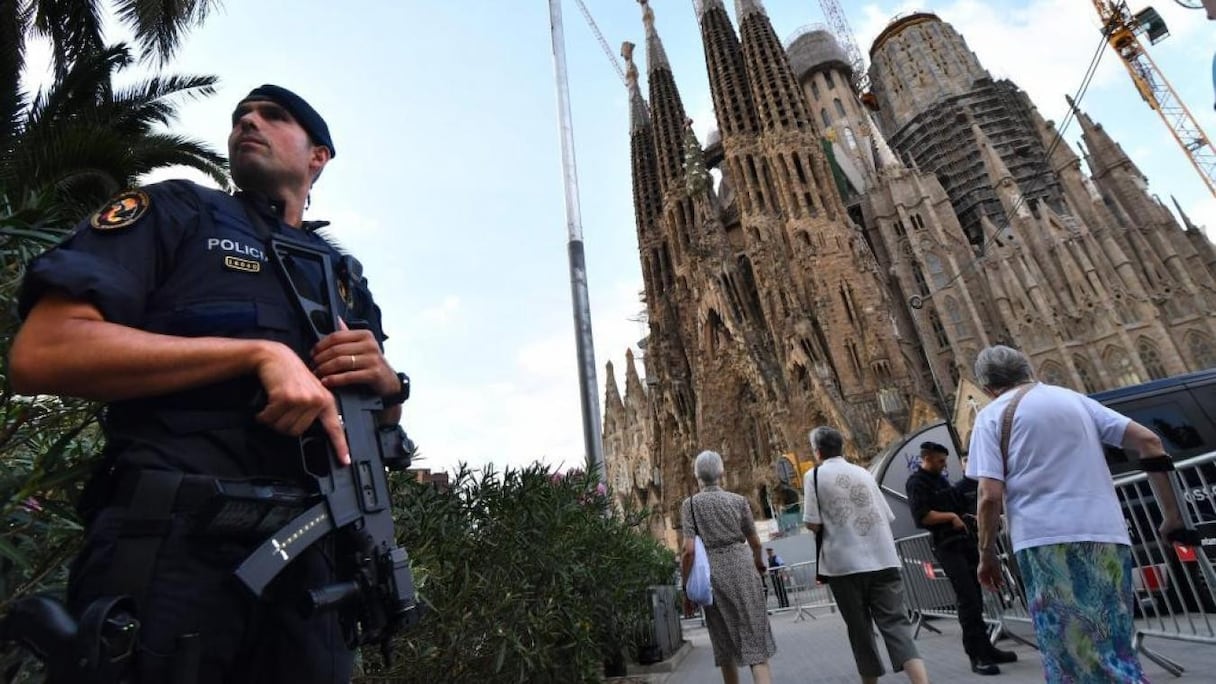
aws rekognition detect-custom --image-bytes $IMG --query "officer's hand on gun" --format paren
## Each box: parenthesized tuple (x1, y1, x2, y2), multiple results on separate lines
(252, 340, 350, 465)
(311, 319, 400, 397)
(249, 320, 401, 467)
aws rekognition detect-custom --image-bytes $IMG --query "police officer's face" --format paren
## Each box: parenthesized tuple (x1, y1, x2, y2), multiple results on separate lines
(920, 450, 947, 475)
(228, 100, 329, 193)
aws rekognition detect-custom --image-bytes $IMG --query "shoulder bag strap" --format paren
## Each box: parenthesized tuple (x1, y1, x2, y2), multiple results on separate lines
(813, 466, 824, 569)
(690, 494, 699, 536)
(1000, 383, 1037, 476)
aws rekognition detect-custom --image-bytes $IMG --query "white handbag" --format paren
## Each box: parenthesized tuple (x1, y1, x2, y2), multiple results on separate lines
(686, 495, 713, 606)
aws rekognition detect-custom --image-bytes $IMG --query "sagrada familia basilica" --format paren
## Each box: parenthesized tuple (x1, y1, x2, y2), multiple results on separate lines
(601, 1, 1216, 545)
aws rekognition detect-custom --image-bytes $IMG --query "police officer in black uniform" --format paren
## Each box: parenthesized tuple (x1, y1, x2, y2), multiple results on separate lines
(905, 442, 1016, 676)
(9, 85, 408, 683)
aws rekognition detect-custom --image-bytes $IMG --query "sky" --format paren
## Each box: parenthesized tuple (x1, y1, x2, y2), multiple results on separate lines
(24, 0, 1216, 476)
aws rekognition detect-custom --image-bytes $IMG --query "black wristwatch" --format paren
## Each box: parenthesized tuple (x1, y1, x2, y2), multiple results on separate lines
(381, 372, 411, 407)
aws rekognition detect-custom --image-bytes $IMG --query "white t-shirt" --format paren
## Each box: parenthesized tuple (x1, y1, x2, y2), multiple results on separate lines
(803, 458, 899, 575)
(965, 383, 1131, 553)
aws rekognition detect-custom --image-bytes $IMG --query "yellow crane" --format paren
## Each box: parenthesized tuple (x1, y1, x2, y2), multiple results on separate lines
(1091, 1, 1216, 197)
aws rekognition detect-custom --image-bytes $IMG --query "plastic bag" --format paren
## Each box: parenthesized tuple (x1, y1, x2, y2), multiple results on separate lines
(686, 535, 713, 606)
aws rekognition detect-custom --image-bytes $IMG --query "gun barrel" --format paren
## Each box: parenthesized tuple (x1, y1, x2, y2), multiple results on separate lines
(303, 581, 362, 616)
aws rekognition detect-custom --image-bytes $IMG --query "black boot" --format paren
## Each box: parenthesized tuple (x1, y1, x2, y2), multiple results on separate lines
(987, 646, 1018, 664)
(970, 658, 1001, 675)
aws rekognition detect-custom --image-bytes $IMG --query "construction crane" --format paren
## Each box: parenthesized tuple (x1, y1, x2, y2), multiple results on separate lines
(1091, 1, 1216, 197)
(817, 0, 876, 109)
(573, 0, 626, 86)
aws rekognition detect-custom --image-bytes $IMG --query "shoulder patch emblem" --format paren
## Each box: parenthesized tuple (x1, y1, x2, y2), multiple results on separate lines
(90, 190, 150, 231)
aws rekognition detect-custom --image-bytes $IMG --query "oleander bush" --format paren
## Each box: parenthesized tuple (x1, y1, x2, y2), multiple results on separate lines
(359, 464, 675, 683)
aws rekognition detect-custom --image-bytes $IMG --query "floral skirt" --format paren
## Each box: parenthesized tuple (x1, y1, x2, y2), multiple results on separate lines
(1016, 542, 1147, 684)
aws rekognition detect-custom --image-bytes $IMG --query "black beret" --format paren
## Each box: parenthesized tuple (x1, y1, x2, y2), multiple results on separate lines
(237, 84, 336, 158)
(919, 441, 950, 455)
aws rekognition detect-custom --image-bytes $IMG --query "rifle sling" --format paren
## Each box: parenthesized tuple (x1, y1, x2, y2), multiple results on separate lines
(106, 470, 183, 613)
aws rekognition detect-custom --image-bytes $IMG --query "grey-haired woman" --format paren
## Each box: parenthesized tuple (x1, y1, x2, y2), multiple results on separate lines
(680, 450, 776, 684)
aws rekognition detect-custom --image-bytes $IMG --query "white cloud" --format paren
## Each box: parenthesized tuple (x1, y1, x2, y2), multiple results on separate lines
(407, 278, 647, 476)
(418, 295, 462, 329)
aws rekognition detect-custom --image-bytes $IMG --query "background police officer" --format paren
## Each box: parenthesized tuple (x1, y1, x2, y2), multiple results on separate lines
(905, 442, 1016, 676)
(9, 85, 408, 683)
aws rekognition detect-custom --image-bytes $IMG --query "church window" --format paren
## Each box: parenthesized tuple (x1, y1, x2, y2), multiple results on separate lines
(1137, 338, 1168, 380)
(1117, 300, 1138, 325)
(1104, 346, 1144, 387)
(894, 220, 907, 238)
(825, 71, 836, 89)
(1073, 355, 1099, 393)
(841, 283, 857, 324)
(1187, 331, 1216, 368)
(833, 98, 846, 118)
(846, 340, 863, 374)
(810, 80, 820, 100)
(820, 108, 831, 128)
(948, 362, 960, 389)
(799, 337, 819, 363)
(924, 253, 949, 289)
(929, 310, 949, 348)
(1039, 361, 1067, 387)
(794, 363, 811, 391)
(912, 262, 929, 295)
(944, 296, 971, 338)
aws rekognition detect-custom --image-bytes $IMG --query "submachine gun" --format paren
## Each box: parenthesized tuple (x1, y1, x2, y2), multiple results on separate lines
(235, 232, 424, 654)
(0, 232, 421, 681)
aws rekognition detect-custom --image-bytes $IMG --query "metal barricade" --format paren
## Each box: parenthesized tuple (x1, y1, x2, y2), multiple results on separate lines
(774, 560, 836, 621)
(1111, 452, 1216, 676)
(894, 531, 1035, 648)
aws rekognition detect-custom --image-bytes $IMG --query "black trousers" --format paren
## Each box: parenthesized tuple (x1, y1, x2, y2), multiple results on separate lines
(68, 506, 355, 684)
(771, 572, 789, 608)
(933, 539, 991, 660)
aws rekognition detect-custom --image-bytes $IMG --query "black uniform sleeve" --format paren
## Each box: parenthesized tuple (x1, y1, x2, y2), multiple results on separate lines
(905, 470, 934, 529)
(17, 181, 201, 327)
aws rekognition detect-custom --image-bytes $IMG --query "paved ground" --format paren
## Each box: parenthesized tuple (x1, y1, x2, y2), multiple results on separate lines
(661, 607, 1216, 683)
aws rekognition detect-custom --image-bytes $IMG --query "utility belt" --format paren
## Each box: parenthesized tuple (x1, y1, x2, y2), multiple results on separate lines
(109, 470, 319, 541)
(104, 469, 321, 640)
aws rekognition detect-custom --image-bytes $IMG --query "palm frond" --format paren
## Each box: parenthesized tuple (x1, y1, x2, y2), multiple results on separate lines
(31, 0, 105, 79)
(128, 132, 230, 189)
(113, 0, 219, 65)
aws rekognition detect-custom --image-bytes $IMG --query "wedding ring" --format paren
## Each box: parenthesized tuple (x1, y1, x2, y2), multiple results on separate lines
(349, 354, 357, 369)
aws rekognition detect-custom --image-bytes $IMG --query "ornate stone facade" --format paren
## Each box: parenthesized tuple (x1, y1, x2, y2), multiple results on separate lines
(604, 3, 1216, 542)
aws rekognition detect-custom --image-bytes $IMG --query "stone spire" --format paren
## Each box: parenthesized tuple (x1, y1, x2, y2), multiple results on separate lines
(734, 0, 813, 133)
(639, 0, 669, 72)
(623, 42, 649, 133)
(698, 0, 760, 138)
(1068, 94, 1147, 185)
(734, 0, 768, 19)
(973, 122, 1031, 221)
(1173, 196, 1202, 234)
(624, 40, 665, 301)
(603, 360, 625, 426)
(624, 348, 647, 402)
(637, 0, 691, 199)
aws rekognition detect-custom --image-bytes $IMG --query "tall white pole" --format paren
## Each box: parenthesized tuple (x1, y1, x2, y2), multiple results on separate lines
(548, 0, 605, 481)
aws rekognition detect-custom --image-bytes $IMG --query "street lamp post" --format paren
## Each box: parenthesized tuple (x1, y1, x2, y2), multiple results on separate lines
(907, 295, 966, 456)
(547, 0, 606, 481)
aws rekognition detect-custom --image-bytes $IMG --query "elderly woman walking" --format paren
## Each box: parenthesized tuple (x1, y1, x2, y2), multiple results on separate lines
(680, 450, 776, 684)
(968, 345, 1185, 682)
